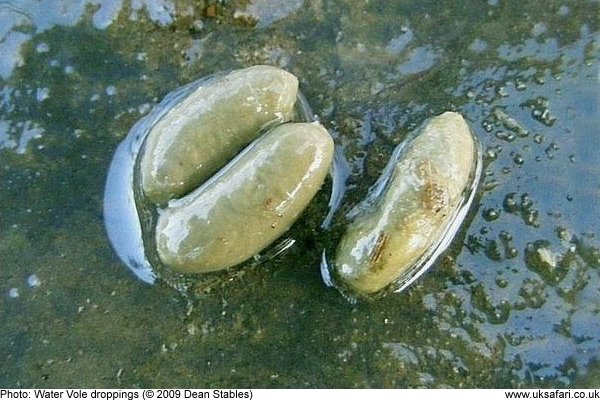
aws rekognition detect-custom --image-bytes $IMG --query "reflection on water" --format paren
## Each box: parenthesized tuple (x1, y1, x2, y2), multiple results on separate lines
(0, 0, 598, 388)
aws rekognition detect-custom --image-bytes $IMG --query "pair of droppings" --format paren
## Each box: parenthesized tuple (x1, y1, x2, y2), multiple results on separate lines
(104, 65, 482, 300)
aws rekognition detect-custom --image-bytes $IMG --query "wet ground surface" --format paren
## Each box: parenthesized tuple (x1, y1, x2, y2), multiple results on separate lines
(0, 0, 599, 388)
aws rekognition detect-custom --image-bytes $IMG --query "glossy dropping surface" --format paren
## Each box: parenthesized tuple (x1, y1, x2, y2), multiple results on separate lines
(334, 112, 478, 295)
(139, 65, 298, 204)
(1, 0, 598, 389)
(156, 122, 333, 274)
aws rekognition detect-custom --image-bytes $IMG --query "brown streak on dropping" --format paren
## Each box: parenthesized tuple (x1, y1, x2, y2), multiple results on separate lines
(264, 197, 274, 210)
(417, 160, 448, 214)
(422, 181, 447, 214)
(369, 232, 389, 268)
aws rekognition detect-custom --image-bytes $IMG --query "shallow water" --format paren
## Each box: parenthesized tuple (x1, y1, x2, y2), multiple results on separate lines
(1, 0, 599, 388)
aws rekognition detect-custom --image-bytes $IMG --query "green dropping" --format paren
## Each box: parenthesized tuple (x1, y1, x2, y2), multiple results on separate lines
(333, 112, 481, 296)
(156, 122, 334, 274)
(139, 65, 299, 205)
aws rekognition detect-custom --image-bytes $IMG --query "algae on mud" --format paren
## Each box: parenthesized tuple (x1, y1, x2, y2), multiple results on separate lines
(1, 0, 599, 389)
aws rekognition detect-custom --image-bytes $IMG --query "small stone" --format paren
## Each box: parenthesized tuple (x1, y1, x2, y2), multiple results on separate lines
(26, 274, 41, 288)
